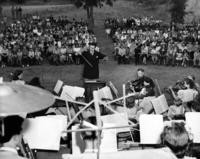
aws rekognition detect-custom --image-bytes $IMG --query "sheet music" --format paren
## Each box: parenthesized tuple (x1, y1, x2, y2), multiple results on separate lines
(60, 85, 85, 100)
(101, 113, 129, 133)
(178, 89, 198, 103)
(139, 114, 164, 144)
(109, 81, 119, 98)
(62, 153, 96, 159)
(23, 115, 67, 151)
(54, 80, 63, 95)
(185, 112, 200, 143)
(97, 86, 113, 101)
(74, 86, 85, 98)
(63, 148, 177, 159)
(100, 123, 118, 153)
(151, 94, 169, 114)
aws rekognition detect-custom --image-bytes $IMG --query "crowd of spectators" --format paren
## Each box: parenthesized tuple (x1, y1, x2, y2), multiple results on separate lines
(0, 15, 99, 67)
(105, 16, 200, 67)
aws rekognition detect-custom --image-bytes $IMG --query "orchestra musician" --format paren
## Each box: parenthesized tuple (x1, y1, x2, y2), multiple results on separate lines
(161, 122, 193, 159)
(127, 68, 155, 98)
(0, 115, 27, 159)
(11, 70, 25, 85)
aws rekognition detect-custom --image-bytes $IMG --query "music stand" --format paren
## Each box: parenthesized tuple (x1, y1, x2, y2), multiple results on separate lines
(84, 80, 106, 102)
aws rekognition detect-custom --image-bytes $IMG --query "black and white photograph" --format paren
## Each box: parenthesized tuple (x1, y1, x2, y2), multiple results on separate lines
(0, 0, 200, 159)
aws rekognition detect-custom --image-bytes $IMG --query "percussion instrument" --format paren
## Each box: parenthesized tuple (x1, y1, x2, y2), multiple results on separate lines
(0, 82, 55, 159)
(0, 82, 55, 116)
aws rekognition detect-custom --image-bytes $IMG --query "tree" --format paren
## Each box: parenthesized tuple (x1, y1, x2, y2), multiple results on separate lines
(73, 0, 115, 29)
(169, 0, 187, 23)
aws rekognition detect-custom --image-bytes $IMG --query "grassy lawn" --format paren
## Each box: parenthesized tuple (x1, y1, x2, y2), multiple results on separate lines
(1, 63, 199, 95)
(0, 1, 199, 94)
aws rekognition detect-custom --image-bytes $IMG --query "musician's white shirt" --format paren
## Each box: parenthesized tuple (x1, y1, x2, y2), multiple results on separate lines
(0, 146, 27, 159)
(177, 89, 198, 103)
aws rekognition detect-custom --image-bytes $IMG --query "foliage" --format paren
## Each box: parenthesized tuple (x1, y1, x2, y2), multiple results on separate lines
(133, 0, 187, 23)
(135, 0, 170, 6)
(72, 0, 115, 29)
(73, 0, 115, 8)
(169, 0, 187, 23)
(0, 0, 25, 4)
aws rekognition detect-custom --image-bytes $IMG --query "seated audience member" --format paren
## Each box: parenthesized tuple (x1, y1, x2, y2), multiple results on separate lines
(28, 48, 35, 65)
(34, 48, 43, 65)
(106, 16, 200, 68)
(161, 122, 194, 159)
(0, 115, 27, 159)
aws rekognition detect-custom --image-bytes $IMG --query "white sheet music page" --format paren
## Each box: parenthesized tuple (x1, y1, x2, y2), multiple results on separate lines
(185, 112, 200, 143)
(23, 115, 67, 150)
(139, 114, 164, 144)
(97, 86, 113, 101)
(100, 123, 118, 153)
(101, 113, 129, 133)
(151, 94, 169, 114)
(60, 85, 85, 100)
(54, 80, 63, 94)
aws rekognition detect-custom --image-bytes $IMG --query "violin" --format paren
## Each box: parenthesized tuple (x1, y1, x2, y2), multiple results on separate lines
(127, 79, 144, 93)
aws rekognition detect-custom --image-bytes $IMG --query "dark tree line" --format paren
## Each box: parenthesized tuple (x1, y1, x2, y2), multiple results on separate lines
(135, 0, 188, 24)
(169, 0, 188, 24)
(72, 0, 115, 29)
(0, 0, 190, 26)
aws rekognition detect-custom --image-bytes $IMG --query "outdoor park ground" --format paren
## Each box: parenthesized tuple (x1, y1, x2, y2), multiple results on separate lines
(0, 0, 200, 94)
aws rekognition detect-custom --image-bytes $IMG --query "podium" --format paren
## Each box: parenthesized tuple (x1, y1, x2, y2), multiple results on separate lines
(84, 80, 106, 102)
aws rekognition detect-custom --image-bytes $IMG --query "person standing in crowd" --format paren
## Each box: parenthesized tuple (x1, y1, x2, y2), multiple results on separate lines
(11, 5, 15, 20)
(134, 43, 141, 65)
(15, 6, 18, 20)
(18, 6, 22, 20)
(80, 43, 107, 81)
(118, 43, 126, 64)
(0, 115, 27, 159)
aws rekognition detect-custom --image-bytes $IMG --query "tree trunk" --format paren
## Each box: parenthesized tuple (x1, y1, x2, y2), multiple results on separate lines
(0, 5, 2, 19)
(86, 6, 94, 30)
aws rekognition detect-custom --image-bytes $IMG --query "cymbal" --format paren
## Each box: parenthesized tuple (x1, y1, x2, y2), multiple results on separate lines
(0, 82, 55, 116)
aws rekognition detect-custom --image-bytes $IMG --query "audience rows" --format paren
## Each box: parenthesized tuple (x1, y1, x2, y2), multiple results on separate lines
(105, 16, 200, 66)
(0, 15, 99, 67)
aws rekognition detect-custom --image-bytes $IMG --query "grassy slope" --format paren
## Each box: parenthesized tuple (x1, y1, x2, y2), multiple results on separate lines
(0, 1, 199, 94)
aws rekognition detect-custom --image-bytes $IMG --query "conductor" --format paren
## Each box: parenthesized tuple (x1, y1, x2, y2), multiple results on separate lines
(81, 43, 107, 80)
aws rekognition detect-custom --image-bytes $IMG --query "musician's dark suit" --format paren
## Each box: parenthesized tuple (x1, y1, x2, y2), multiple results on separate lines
(82, 51, 106, 80)
(132, 75, 155, 97)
